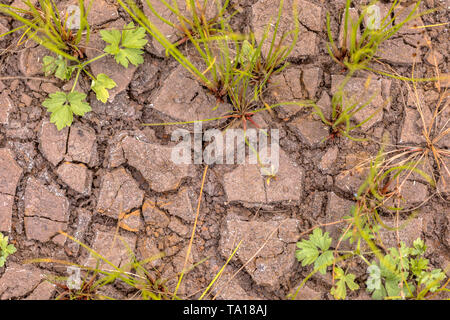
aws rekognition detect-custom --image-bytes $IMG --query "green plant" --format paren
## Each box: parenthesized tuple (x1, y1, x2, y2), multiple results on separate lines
(366, 238, 446, 299)
(0, 0, 92, 60)
(326, 0, 434, 79)
(295, 228, 334, 275)
(1, 2, 147, 130)
(119, 0, 307, 130)
(0, 232, 17, 267)
(292, 142, 447, 300)
(311, 75, 386, 142)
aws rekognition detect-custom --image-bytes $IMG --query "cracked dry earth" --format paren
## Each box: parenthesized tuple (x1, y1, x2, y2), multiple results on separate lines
(0, 0, 449, 300)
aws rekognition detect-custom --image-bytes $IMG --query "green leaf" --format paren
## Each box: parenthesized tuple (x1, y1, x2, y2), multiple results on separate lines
(91, 74, 116, 103)
(43, 55, 73, 80)
(42, 91, 91, 130)
(411, 238, 427, 256)
(67, 92, 91, 116)
(238, 40, 256, 65)
(0, 232, 16, 267)
(418, 269, 445, 292)
(331, 267, 360, 300)
(295, 228, 334, 275)
(101, 22, 147, 68)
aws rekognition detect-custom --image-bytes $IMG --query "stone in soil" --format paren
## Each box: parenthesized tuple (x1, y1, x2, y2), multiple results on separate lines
(56, 162, 93, 195)
(220, 214, 300, 289)
(122, 135, 191, 193)
(0, 193, 14, 233)
(158, 187, 195, 222)
(268, 66, 321, 119)
(142, 199, 170, 228)
(252, 0, 319, 58)
(0, 262, 43, 299)
(0, 92, 15, 125)
(84, 227, 137, 271)
(19, 44, 48, 76)
(331, 75, 389, 131)
(136, 235, 162, 268)
(96, 167, 144, 219)
(288, 117, 329, 147)
(378, 39, 419, 65)
(24, 178, 69, 242)
(85, 19, 137, 102)
(224, 147, 304, 204)
(0, 148, 23, 196)
(24, 281, 56, 300)
(319, 147, 339, 174)
(0, 150, 20, 230)
(39, 120, 69, 167)
(151, 65, 230, 122)
(119, 209, 143, 232)
(66, 123, 98, 166)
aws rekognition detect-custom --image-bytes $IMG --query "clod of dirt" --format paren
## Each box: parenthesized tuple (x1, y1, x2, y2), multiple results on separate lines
(19, 44, 48, 77)
(378, 39, 419, 65)
(39, 120, 69, 167)
(66, 124, 98, 166)
(0, 262, 45, 300)
(56, 162, 93, 195)
(84, 227, 137, 271)
(223, 147, 304, 203)
(0, 92, 15, 125)
(122, 135, 192, 193)
(142, 199, 170, 228)
(96, 167, 144, 219)
(288, 117, 329, 147)
(158, 187, 195, 222)
(251, 0, 320, 58)
(0, 148, 23, 232)
(220, 214, 300, 289)
(268, 66, 320, 119)
(119, 209, 143, 232)
(379, 216, 425, 248)
(23, 177, 69, 242)
(151, 65, 230, 122)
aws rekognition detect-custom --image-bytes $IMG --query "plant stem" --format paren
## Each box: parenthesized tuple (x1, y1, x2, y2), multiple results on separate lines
(71, 68, 82, 93)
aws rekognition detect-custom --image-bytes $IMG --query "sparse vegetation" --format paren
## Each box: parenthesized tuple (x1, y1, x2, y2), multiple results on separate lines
(0, 232, 16, 268)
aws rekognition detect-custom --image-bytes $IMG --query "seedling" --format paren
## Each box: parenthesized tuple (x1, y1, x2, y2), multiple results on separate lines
(312, 75, 386, 142)
(326, 0, 434, 79)
(119, 0, 304, 128)
(0, 232, 17, 267)
(1, 2, 147, 130)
